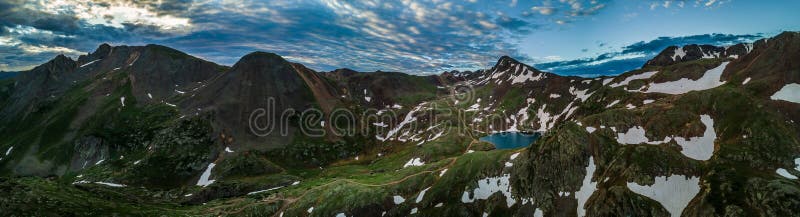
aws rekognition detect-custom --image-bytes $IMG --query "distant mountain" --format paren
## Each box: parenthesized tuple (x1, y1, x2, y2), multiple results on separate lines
(0, 32, 798, 216)
(0, 72, 18, 80)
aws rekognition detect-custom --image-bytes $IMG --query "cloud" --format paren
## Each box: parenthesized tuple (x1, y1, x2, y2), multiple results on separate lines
(535, 33, 763, 77)
(1, 0, 613, 74)
(531, 6, 556, 15)
(0, 34, 83, 71)
(649, 0, 727, 10)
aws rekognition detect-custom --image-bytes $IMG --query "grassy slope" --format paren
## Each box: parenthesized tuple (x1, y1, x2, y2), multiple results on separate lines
(2, 56, 799, 216)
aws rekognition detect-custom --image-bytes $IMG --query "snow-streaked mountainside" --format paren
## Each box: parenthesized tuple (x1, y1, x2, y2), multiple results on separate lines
(1, 32, 799, 216)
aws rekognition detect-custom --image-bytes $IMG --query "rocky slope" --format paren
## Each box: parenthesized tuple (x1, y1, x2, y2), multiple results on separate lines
(1, 32, 799, 216)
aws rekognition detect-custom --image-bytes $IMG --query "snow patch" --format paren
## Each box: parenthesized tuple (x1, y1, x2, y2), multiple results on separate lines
(196, 163, 216, 187)
(644, 62, 729, 94)
(94, 182, 126, 187)
(120, 97, 126, 107)
(627, 175, 701, 217)
(510, 68, 544, 84)
(606, 100, 620, 108)
(776, 168, 798, 179)
(225, 147, 234, 153)
(742, 77, 751, 85)
(416, 187, 430, 203)
(616, 126, 672, 145)
(79, 59, 100, 68)
(602, 78, 614, 85)
(364, 89, 371, 102)
(575, 157, 598, 217)
(535, 105, 553, 132)
(393, 195, 406, 204)
(610, 71, 658, 88)
(466, 103, 481, 112)
(403, 158, 425, 168)
(770, 83, 800, 103)
(672, 47, 686, 61)
(372, 122, 388, 128)
(570, 87, 593, 102)
(379, 103, 425, 141)
(615, 115, 716, 160)
(674, 115, 716, 160)
(461, 174, 516, 207)
(247, 186, 285, 195)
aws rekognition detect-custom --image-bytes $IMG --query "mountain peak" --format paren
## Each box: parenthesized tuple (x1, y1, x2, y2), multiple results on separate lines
(492, 55, 540, 73)
(44, 54, 77, 70)
(242, 51, 284, 59)
(52, 54, 73, 62)
(96, 43, 112, 52)
(237, 51, 287, 64)
(497, 55, 521, 65)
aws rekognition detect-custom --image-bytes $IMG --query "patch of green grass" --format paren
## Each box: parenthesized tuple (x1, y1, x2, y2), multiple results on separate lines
(0, 177, 193, 216)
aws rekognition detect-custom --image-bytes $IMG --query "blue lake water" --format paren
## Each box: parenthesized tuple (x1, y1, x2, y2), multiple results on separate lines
(480, 132, 541, 149)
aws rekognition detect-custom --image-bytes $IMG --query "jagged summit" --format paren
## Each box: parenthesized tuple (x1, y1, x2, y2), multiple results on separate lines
(497, 55, 521, 65)
(470, 55, 549, 86)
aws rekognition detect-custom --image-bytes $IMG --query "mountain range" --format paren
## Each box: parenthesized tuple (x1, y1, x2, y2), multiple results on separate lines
(0, 32, 799, 216)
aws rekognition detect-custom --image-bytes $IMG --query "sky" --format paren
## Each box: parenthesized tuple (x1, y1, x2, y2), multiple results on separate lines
(1, 0, 798, 76)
